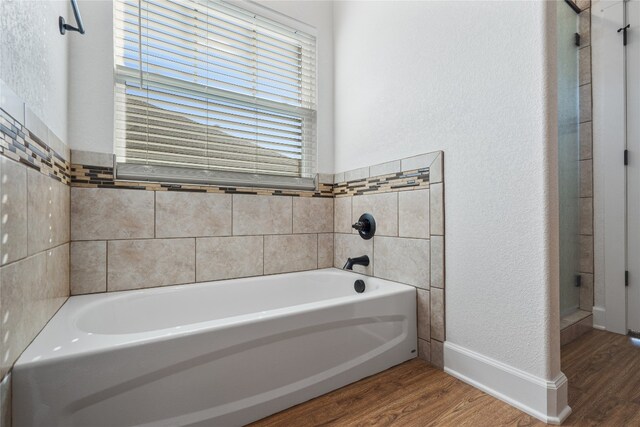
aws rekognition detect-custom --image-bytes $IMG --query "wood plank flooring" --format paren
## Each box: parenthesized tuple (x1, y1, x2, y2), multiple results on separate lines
(250, 330, 640, 426)
(561, 330, 640, 426)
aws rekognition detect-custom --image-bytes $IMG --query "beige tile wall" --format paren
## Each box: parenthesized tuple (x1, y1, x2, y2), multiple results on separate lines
(70, 241, 106, 294)
(1, 374, 10, 427)
(27, 168, 69, 255)
(70, 187, 154, 240)
(196, 236, 264, 282)
(333, 151, 445, 368)
(156, 192, 232, 238)
(334, 233, 373, 274)
(317, 233, 334, 268)
(0, 159, 70, 378)
(399, 190, 430, 238)
(264, 234, 318, 274)
(0, 92, 71, 427)
(108, 238, 196, 291)
(373, 236, 430, 288)
(351, 193, 398, 236)
(1, 157, 27, 265)
(70, 190, 334, 293)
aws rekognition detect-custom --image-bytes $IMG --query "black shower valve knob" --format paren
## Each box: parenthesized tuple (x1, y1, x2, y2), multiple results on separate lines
(352, 221, 367, 232)
(352, 213, 376, 240)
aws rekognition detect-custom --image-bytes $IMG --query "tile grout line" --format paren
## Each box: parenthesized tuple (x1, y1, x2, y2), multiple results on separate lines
(0, 240, 70, 269)
(26, 165, 31, 258)
(106, 240, 109, 292)
(372, 225, 375, 277)
(396, 191, 399, 237)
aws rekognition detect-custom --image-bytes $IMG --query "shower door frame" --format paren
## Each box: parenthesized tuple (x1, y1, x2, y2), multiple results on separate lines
(558, 0, 582, 317)
(625, 0, 640, 336)
(592, 0, 629, 335)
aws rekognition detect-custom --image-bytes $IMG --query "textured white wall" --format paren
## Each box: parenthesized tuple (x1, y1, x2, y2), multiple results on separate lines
(256, 0, 334, 174)
(67, 0, 335, 173)
(68, 0, 114, 156)
(0, 0, 70, 141)
(333, 1, 561, 380)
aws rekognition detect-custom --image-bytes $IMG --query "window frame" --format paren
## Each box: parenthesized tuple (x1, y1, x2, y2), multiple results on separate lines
(112, 0, 319, 190)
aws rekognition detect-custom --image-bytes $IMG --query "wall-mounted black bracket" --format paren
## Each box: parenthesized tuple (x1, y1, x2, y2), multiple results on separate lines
(59, 0, 85, 35)
(564, 0, 582, 14)
(574, 33, 581, 47)
(625, 149, 629, 165)
(575, 275, 582, 287)
(352, 213, 376, 240)
(626, 270, 630, 287)
(618, 24, 630, 46)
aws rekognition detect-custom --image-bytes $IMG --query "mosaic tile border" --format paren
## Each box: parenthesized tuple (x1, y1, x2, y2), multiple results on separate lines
(0, 109, 70, 184)
(70, 157, 431, 198)
(70, 163, 335, 197)
(333, 168, 429, 197)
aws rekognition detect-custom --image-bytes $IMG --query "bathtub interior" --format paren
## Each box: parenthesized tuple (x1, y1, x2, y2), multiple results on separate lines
(75, 269, 389, 335)
(16, 269, 413, 366)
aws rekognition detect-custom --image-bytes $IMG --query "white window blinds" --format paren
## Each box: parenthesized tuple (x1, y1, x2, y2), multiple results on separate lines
(114, 0, 317, 189)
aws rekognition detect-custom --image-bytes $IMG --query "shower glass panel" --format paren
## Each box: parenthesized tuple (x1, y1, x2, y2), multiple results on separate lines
(557, 1, 580, 316)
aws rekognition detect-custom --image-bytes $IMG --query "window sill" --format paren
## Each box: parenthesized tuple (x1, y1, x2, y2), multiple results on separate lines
(115, 163, 317, 191)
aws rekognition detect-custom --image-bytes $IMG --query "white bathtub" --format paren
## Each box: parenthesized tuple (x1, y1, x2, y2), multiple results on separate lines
(13, 268, 417, 427)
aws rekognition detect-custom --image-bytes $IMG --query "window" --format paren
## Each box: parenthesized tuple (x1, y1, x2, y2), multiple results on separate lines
(114, 0, 317, 189)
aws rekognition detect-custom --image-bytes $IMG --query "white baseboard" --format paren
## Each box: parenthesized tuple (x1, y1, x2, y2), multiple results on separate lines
(592, 306, 606, 330)
(444, 342, 571, 425)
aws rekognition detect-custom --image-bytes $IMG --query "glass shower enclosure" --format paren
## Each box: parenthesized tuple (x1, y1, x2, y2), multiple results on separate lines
(557, 1, 581, 317)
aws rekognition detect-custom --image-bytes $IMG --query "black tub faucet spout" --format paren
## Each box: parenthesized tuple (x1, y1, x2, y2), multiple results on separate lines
(343, 255, 370, 270)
